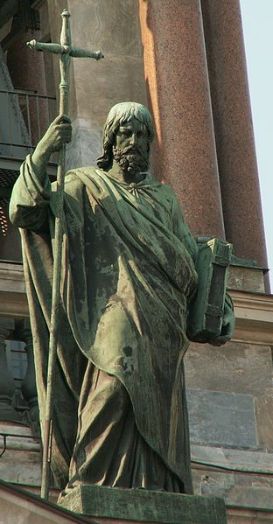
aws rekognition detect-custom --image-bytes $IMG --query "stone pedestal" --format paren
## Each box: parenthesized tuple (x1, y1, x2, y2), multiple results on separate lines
(58, 484, 227, 523)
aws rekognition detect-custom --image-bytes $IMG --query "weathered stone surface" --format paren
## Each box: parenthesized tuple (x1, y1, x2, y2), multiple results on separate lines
(0, 449, 41, 486)
(191, 445, 273, 474)
(187, 389, 257, 448)
(228, 265, 265, 293)
(191, 444, 273, 509)
(0, 479, 87, 524)
(66, 118, 102, 171)
(230, 290, 273, 346)
(199, 471, 235, 500)
(70, 0, 143, 59)
(255, 388, 273, 452)
(185, 342, 272, 395)
(73, 55, 146, 126)
(0, 262, 28, 318)
(0, 423, 41, 487)
(195, 469, 273, 510)
(228, 507, 273, 523)
(59, 484, 227, 524)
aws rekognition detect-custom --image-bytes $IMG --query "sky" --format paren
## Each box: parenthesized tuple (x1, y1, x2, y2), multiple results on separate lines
(240, 0, 273, 290)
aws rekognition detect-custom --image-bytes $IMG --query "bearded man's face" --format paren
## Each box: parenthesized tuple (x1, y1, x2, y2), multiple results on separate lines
(113, 117, 150, 175)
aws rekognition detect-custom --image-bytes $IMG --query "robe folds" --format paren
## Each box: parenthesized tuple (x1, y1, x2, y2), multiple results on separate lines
(10, 156, 198, 493)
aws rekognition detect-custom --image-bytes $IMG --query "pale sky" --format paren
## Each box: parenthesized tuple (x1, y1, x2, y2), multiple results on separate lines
(240, 0, 273, 290)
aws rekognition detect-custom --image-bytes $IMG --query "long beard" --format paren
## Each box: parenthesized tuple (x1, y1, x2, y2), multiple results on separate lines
(113, 146, 149, 175)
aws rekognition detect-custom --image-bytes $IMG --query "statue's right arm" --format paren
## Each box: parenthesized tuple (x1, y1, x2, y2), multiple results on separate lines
(9, 115, 72, 231)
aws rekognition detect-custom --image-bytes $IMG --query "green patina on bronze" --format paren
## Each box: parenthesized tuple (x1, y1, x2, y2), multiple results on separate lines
(9, 101, 234, 499)
(59, 484, 227, 523)
(189, 237, 234, 343)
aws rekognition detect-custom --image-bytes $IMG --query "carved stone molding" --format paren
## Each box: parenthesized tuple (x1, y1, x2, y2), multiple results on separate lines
(0, 263, 28, 318)
(230, 289, 273, 345)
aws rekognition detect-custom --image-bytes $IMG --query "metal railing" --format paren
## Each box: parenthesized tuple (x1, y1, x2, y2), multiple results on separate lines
(0, 88, 56, 158)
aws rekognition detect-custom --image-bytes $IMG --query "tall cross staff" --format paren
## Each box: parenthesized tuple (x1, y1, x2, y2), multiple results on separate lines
(26, 10, 103, 501)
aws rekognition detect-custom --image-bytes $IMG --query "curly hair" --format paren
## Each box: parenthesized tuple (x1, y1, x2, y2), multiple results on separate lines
(97, 102, 155, 170)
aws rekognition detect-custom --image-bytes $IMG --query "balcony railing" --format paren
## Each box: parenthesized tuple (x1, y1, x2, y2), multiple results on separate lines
(0, 88, 57, 159)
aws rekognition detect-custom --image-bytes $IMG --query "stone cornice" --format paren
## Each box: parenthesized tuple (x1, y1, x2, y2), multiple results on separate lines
(0, 263, 28, 318)
(230, 289, 273, 345)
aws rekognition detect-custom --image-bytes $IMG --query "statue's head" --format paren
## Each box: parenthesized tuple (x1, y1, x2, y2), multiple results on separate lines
(97, 102, 154, 174)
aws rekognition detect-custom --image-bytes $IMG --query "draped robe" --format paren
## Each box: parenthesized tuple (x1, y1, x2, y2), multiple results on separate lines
(10, 156, 198, 493)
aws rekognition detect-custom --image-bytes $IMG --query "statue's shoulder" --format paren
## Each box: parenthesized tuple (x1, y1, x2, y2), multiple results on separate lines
(159, 181, 176, 197)
(149, 177, 175, 196)
(152, 179, 181, 211)
(65, 165, 98, 183)
(64, 166, 100, 192)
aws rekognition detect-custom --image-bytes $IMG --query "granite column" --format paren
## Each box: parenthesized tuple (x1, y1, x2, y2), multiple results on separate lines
(201, 0, 268, 268)
(139, 0, 225, 238)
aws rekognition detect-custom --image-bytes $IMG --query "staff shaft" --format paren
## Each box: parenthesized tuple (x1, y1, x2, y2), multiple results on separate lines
(41, 28, 69, 502)
(26, 9, 103, 500)
(41, 155, 66, 500)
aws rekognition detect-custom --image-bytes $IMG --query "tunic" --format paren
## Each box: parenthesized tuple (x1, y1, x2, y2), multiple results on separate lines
(9, 156, 198, 492)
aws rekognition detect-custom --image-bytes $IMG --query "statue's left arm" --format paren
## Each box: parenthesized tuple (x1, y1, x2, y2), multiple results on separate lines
(171, 193, 235, 345)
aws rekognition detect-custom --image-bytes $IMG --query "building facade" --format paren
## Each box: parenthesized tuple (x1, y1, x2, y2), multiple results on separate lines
(0, 1, 272, 522)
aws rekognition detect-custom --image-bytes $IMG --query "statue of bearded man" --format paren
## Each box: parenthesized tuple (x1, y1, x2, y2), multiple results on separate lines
(10, 102, 232, 496)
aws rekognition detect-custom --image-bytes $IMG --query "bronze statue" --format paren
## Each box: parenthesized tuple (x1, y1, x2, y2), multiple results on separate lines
(9, 101, 234, 497)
